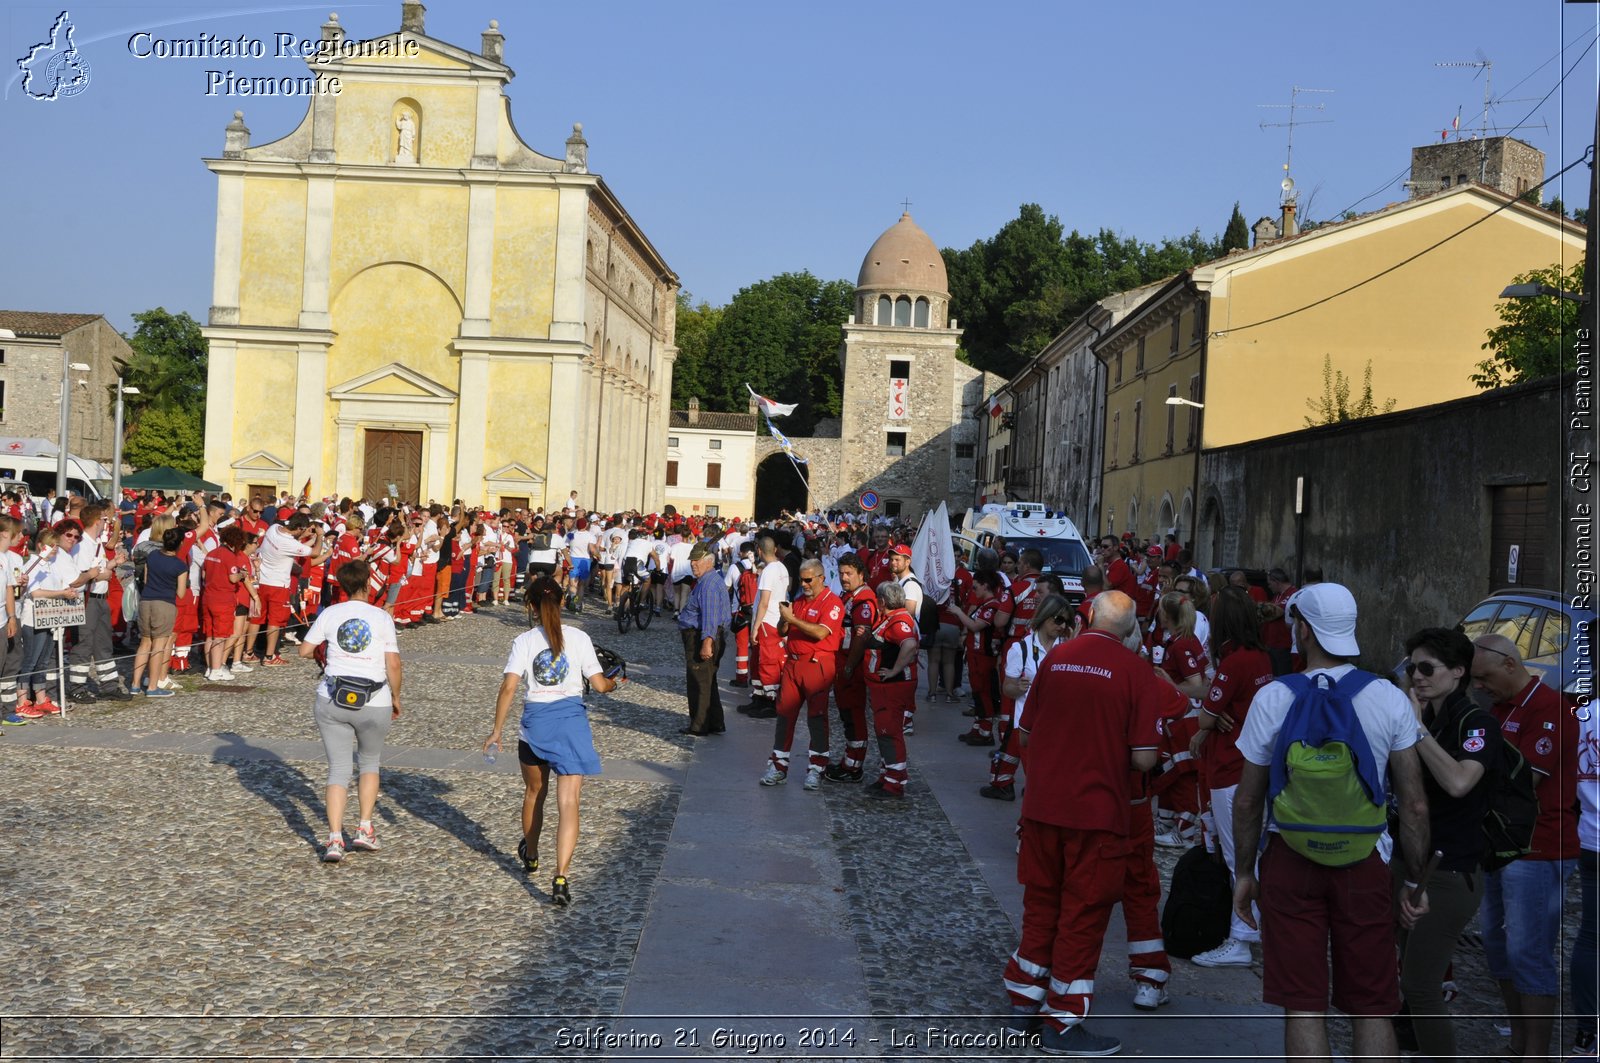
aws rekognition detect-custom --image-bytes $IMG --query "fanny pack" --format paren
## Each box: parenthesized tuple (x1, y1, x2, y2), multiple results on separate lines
(328, 674, 386, 709)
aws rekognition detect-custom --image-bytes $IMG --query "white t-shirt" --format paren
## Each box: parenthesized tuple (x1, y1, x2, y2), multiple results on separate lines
(1005, 633, 1052, 727)
(568, 528, 597, 561)
(898, 572, 924, 619)
(20, 550, 67, 628)
(1236, 663, 1418, 832)
(756, 560, 790, 627)
(421, 518, 442, 565)
(623, 537, 654, 568)
(602, 528, 626, 564)
(504, 624, 603, 702)
(71, 533, 108, 596)
(668, 541, 693, 580)
(651, 540, 671, 573)
(257, 525, 311, 588)
(306, 600, 399, 708)
(0, 551, 22, 624)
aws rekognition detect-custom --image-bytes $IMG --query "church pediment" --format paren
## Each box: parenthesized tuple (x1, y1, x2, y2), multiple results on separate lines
(330, 362, 457, 402)
(485, 462, 545, 485)
(230, 450, 292, 473)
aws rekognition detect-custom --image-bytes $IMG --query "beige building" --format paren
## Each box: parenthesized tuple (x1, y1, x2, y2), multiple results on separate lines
(665, 399, 757, 520)
(201, 2, 677, 510)
(0, 311, 127, 466)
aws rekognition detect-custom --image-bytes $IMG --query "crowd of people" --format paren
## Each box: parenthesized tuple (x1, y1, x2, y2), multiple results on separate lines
(3, 486, 1594, 1060)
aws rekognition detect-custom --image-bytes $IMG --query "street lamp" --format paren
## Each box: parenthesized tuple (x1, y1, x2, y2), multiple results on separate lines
(1499, 283, 1591, 303)
(57, 357, 92, 497)
(1165, 396, 1205, 409)
(112, 379, 141, 502)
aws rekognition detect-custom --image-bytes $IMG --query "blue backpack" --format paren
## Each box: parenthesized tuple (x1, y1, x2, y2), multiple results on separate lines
(1267, 670, 1388, 867)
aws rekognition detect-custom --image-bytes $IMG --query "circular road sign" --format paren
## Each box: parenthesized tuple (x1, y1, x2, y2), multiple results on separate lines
(859, 490, 880, 512)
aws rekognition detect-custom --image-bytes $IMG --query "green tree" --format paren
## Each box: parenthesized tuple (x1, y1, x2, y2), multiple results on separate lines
(1304, 354, 1398, 426)
(670, 291, 723, 408)
(122, 405, 204, 473)
(1222, 201, 1250, 254)
(1474, 260, 1586, 388)
(114, 308, 208, 440)
(698, 272, 853, 436)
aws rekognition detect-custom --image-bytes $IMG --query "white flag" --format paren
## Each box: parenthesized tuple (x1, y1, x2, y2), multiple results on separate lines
(747, 383, 797, 418)
(911, 502, 955, 605)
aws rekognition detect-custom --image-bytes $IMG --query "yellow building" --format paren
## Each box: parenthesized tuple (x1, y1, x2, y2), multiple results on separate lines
(202, 2, 677, 511)
(1098, 183, 1584, 542)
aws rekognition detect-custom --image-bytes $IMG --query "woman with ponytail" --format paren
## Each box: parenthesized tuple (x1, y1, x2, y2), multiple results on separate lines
(482, 574, 622, 906)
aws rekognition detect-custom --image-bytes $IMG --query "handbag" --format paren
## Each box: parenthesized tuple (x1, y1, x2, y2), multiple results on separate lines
(328, 674, 386, 709)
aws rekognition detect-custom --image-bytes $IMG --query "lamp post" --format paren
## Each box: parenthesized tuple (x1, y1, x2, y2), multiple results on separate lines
(1164, 396, 1206, 547)
(112, 379, 141, 502)
(56, 356, 92, 497)
(1164, 396, 1205, 408)
(1498, 283, 1591, 302)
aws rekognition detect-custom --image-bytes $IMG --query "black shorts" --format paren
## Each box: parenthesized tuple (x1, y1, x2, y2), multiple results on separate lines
(235, 605, 249, 617)
(674, 575, 694, 587)
(517, 739, 551, 768)
(649, 571, 667, 585)
(528, 562, 557, 577)
(598, 562, 614, 571)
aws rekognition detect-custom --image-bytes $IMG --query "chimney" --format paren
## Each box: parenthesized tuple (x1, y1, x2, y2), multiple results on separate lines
(223, 110, 250, 157)
(688, 396, 700, 424)
(401, 0, 425, 34)
(1281, 200, 1298, 238)
(748, 394, 759, 415)
(481, 19, 504, 62)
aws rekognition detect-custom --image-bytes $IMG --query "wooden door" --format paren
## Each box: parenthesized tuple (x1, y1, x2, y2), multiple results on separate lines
(1489, 483, 1547, 591)
(363, 430, 423, 504)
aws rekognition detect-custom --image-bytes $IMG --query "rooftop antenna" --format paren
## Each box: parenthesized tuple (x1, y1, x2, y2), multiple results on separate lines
(1436, 51, 1493, 139)
(1259, 86, 1334, 204)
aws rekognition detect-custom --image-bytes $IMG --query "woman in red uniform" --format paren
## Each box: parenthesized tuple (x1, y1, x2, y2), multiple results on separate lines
(1150, 591, 1210, 847)
(863, 580, 920, 798)
(950, 570, 1004, 745)
(201, 526, 249, 681)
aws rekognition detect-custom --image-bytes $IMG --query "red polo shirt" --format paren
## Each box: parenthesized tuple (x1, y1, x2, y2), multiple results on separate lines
(786, 587, 844, 655)
(1157, 632, 1208, 684)
(1018, 629, 1164, 834)
(1201, 645, 1274, 789)
(840, 585, 879, 651)
(1495, 677, 1579, 860)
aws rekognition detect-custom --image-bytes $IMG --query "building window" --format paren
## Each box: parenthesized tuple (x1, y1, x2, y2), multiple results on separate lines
(1131, 400, 1143, 463)
(1165, 384, 1177, 454)
(1136, 336, 1145, 373)
(884, 499, 902, 518)
(1187, 374, 1201, 449)
(1457, 173, 1468, 186)
(1192, 305, 1204, 343)
(706, 505, 719, 518)
(955, 442, 975, 459)
(1170, 317, 1180, 356)
(667, 436, 679, 449)
(706, 462, 721, 489)
(913, 298, 930, 327)
(1110, 412, 1120, 468)
(709, 439, 722, 450)
(0, 349, 6, 364)
(1114, 350, 1123, 384)
(886, 432, 907, 456)
(889, 359, 911, 379)
(666, 460, 678, 487)
(877, 296, 892, 325)
(0, 379, 5, 418)
(894, 296, 912, 327)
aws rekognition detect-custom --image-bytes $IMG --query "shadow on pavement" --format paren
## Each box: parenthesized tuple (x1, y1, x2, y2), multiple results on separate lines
(212, 730, 325, 855)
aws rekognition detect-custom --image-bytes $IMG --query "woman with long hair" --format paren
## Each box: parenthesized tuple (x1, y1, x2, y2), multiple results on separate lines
(482, 575, 623, 905)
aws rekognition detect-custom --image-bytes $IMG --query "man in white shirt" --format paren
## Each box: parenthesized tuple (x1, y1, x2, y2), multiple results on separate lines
(64, 505, 131, 701)
(667, 536, 695, 613)
(257, 515, 325, 664)
(565, 518, 599, 613)
(739, 535, 790, 719)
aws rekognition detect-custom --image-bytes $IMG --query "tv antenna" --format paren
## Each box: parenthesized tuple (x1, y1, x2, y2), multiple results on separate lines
(1437, 51, 1493, 138)
(1435, 51, 1544, 141)
(1259, 86, 1334, 203)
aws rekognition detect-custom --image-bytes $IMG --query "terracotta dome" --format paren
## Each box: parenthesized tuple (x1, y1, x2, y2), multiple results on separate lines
(856, 212, 947, 296)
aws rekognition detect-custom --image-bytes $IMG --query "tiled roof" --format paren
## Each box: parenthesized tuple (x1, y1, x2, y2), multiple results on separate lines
(669, 410, 758, 432)
(0, 311, 102, 338)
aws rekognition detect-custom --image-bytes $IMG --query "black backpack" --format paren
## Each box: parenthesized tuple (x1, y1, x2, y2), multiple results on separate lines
(530, 530, 552, 552)
(902, 575, 941, 646)
(1160, 844, 1233, 959)
(1460, 711, 1540, 871)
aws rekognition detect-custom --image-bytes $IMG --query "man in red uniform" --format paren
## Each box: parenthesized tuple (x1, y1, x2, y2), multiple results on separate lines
(1000, 591, 1162, 1057)
(1260, 567, 1297, 675)
(825, 553, 878, 782)
(759, 559, 843, 790)
(740, 535, 789, 718)
(1097, 536, 1139, 600)
(1473, 633, 1581, 1063)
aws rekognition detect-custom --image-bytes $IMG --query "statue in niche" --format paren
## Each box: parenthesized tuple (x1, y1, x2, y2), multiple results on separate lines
(396, 111, 416, 164)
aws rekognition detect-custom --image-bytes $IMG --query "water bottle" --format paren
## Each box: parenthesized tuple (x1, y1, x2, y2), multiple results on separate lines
(483, 741, 499, 766)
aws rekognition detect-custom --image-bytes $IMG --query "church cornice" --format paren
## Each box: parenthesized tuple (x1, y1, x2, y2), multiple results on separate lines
(203, 157, 600, 191)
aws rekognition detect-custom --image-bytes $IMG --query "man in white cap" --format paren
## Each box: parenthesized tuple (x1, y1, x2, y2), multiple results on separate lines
(1227, 582, 1431, 1062)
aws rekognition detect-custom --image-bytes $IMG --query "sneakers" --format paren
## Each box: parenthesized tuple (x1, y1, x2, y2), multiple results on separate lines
(15, 703, 48, 719)
(261, 655, 289, 667)
(747, 703, 777, 720)
(516, 837, 538, 875)
(1153, 830, 1188, 848)
(349, 824, 380, 852)
(758, 763, 788, 787)
(102, 685, 134, 702)
(729, 676, 751, 688)
(67, 686, 97, 704)
(155, 677, 179, 691)
(282, 631, 302, 645)
(241, 653, 261, 663)
(1131, 981, 1171, 1009)
(1037, 1023, 1121, 1057)
(823, 763, 863, 783)
(205, 669, 234, 682)
(978, 784, 1016, 801)
(321, 836, 345, 863)
(229, 661, 254, 673)
(803, 767, 823, 791)
(1190, 937, 1253, 968)
(144, 689, 175, 699)
(959, 730, 995, 746)
(902, 713, 915, 736)
(551, 875, 572, 906)
(2, 712, 27, 725)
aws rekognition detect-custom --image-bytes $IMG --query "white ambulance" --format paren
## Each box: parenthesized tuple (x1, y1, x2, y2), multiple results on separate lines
(958, 502, 1094, 601)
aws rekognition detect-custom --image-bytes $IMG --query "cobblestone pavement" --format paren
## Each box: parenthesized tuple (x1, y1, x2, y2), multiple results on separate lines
(0, 598, 1589, 1061)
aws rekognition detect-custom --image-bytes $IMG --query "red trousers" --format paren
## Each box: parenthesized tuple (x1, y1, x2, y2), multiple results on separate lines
(866, 679, 913, 793)
(733, 625, 751, 678)
(1122, 801, 1171, 986)
(832, 650, 869, 764)
(1005, 823, 1129, 1032)
(771, 655, 837, 771)
(754, 623, 784, 695)
(967, 650, 998, 721)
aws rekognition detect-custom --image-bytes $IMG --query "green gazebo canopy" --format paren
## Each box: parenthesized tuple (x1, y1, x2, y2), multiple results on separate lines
(119, 467, 224, 493)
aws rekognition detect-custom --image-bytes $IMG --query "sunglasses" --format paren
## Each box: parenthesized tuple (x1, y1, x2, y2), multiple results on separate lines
(1405, 660, 1445, 678)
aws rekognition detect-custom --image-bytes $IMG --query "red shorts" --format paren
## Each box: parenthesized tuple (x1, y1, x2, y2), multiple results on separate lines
(1258, 835, 1400, 1015)
(257, 584, 293, 628)
(202, 599, 235, 637)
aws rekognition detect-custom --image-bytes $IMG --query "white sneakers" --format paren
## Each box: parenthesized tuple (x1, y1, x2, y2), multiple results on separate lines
(1190, 938, 1254, 968)
(803, 767, 823, 791)
(758, 763, 787, 787)
(1131, 981, 1171, 1009)
(1153, 830, 1189, 848)
(205, 668, 234, 682)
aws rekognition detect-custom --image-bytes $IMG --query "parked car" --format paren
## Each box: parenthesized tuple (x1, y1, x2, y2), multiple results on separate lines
(1392, 588, 1593, 697)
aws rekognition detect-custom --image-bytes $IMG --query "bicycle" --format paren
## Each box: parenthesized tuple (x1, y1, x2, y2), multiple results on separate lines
(614, 581, 653, 633)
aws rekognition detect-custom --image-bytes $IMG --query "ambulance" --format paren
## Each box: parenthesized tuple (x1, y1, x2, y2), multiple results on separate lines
(958, 502, 1094, 601)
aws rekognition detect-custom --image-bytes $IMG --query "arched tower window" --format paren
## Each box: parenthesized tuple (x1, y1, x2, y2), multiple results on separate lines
(877, 296, 892, 325)
(894, 296, 911, 327)
(913, 297, 929, 327)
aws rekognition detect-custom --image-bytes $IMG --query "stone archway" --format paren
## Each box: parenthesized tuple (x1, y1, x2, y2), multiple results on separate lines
(754, 452, 808, 520)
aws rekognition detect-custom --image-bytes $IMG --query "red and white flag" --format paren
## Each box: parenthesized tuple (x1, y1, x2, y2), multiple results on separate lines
(746, 383, 797, 418)
(987, 395, 1005, 419)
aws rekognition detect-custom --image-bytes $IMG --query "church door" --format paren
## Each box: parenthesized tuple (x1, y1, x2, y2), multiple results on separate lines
(363, 429, 423, 504)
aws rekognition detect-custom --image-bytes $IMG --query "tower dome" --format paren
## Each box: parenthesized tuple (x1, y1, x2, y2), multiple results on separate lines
(856, 212, 947, 297)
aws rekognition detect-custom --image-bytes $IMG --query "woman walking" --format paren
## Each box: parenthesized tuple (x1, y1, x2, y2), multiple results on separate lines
(482, 575, 622, 905)
(299, 560, 402, 863)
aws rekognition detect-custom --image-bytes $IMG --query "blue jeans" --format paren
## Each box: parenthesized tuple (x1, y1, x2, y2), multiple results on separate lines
(1576, 849, 1598, 1040)
(18, 625, 57, 695)
(1481, 857, 1579, 996)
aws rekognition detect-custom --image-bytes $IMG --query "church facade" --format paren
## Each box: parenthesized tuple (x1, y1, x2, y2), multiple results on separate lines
(201, 1, 677, 511)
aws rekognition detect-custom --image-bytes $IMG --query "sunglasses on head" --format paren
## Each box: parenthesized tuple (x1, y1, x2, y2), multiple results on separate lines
(1405, 660, 1444, 678)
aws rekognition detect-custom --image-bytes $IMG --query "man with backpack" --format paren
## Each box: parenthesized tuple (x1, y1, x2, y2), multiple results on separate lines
(1471, 632, 1580, 1063)
(1229, 582, 1431, 1063)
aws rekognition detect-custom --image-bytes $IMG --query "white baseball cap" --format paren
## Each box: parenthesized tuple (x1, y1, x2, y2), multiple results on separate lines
(1287, 582, 1360, 657)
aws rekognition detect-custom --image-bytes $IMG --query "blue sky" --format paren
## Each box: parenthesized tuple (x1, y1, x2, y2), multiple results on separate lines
(2, 1, 1596, 334)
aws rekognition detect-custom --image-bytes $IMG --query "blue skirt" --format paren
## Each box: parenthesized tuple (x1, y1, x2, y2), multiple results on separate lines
(519, 695, 601, 776)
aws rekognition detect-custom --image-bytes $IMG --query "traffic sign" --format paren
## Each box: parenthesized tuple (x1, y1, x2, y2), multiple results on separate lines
(859, 490, 880, 512)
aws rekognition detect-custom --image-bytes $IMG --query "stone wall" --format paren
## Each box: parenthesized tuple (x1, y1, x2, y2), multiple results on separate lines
(1409, 137, 1543, 200)
(1198, 376, 1563, 669)
(0, 319, 127, 465)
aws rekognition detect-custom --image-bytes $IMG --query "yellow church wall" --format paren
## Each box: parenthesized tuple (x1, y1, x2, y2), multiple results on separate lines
(1202, 200, 1584, 447)
(342, 46, 468, 71)
(329, 183, 468, 308)
(332, 79, 478, 168)
(482, 359, 552, 480)
(238, 178, 307, 327)
(328, 262, 463, 388)
(232, 346, 298, 460)
(490, 187, 559, 337)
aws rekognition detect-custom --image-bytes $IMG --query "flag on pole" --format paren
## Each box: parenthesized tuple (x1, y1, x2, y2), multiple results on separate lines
(766, 417, 808, 464)
(746, 383, 797, 418)
(987, 395, 1005, 419)
(300, 477, 312, 501)
(911, 502, 955, 605)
